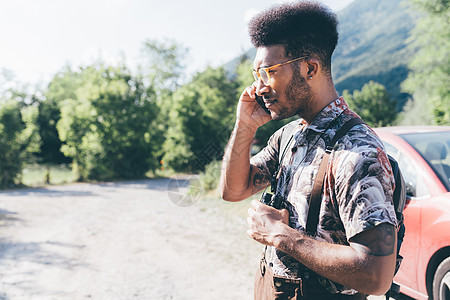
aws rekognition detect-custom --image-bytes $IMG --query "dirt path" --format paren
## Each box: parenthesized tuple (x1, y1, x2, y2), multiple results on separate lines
(0, 178, 403, 300)
(0, 178, 262, 299)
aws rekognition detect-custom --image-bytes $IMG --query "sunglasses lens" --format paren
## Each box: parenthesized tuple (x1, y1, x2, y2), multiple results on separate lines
(252, 71, 258, 82)
(259, 69, 269, 85)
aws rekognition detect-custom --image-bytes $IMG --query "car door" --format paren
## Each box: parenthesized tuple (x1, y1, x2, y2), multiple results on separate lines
(384, 142, 430, 295)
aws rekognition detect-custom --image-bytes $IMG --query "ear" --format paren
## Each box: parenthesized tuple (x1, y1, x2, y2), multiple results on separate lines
(306, 59, 320, 80)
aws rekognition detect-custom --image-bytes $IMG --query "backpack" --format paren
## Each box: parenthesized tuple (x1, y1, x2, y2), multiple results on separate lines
(265, 117, 406, 298)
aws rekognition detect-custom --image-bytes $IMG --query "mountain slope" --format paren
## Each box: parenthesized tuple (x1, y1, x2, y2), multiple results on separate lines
(333, 0, 417, 106)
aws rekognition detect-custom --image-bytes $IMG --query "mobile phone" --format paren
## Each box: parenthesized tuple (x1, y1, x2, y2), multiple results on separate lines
(255, 94, 271, 114)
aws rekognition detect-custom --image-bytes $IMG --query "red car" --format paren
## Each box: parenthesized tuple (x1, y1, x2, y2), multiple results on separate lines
(374, 126, 450, 300)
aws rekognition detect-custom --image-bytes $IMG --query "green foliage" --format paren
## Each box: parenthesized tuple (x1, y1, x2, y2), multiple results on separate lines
(235, 56, 254, 93)
(402, 0, 450, 125)
(0, 101, 25, 187)
(198, 160, 222, 191)
(56, 64, 162, 181)
(162, 66, 238, 172)
(22, 164, 77, 186)
(408, 0, 448, 14)
(396, 93, 435, 125)
(139, 39, 188, 94)
(343, 81, 398, 127)
(34, 67, 83, 165)
(139, 39, 188, 163)
(0, 100, 39, 187)
(36, 99, 70, 164)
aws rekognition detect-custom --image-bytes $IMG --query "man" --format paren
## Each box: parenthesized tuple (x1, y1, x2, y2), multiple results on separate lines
(219, 2, 398, 299)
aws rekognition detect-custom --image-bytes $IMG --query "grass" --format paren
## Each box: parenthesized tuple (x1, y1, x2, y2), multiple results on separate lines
(21, 164, 78, 187)
(20, 164, 192, 189)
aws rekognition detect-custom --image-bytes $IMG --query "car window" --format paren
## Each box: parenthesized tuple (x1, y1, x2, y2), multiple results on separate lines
(383, 141, 430, 199)
(384, 142, 400, 161)
(399, 131, 450, 191)
(398, 153, 430, 199)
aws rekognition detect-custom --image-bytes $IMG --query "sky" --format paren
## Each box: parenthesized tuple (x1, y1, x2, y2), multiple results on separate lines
(0, 0, 355, 87)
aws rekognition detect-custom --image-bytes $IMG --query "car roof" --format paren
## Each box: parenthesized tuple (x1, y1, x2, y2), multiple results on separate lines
(374, 125, 450, 135)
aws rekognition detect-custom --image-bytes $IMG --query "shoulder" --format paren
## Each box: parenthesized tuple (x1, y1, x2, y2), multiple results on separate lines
(331, 121, 398, 237)
(345, 124, 386, 157)
(332, 115, 386, 156)
(331, 119, 392, 183)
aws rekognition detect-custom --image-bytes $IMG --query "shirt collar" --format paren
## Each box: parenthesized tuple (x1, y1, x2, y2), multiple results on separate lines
(307, 96, 349, 133)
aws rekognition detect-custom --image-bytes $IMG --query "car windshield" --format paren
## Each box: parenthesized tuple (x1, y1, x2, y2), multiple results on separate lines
(399, 131, 450, 191)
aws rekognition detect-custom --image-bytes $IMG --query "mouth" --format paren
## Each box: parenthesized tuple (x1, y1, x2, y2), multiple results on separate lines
(264, 99, 277, 108)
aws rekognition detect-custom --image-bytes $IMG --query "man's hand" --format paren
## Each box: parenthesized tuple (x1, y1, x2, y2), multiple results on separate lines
(246, 200, 290, 246)
(219, 84, 272, 202)
(236, 84, 272, 130)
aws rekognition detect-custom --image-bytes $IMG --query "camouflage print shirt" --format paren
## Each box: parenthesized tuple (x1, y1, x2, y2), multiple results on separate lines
(250, 97, 398, 295)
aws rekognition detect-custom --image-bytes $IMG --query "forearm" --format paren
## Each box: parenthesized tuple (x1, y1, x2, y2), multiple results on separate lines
(220, 121, 258, 201)
(275, 226, 396, 295)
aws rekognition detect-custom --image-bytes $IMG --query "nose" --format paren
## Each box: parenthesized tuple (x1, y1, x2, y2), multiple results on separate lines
(255, 78, 270, 97)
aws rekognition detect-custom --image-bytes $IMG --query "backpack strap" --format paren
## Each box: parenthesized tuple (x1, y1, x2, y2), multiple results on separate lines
(306, 117, 365, 236)
(272, 121, 298, 193)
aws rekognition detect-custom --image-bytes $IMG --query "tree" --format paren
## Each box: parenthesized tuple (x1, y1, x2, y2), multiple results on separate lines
(56, 63, 162, 181)
(0, 100, 39, 187)
(138, 39, 188, 165)
(343, 81, 398, 127)
(37, 99, 70, 164)
(396, 92, 435, 126)
(162, 66, 238, 172)
(138, 39, 188, 95)
(402, 0, 450, 125)
(235, 55, 254, 93)
(0, 70, 41, 188)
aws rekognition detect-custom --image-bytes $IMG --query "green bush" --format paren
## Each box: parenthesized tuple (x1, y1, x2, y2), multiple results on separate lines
(56, 64, 162, 181)
(162, 67, 237, 173)
(22, 164, 77, 186)
(198, 160, 222, 192)
(343, 81, 398, 127)
(0, 101, 38, 187)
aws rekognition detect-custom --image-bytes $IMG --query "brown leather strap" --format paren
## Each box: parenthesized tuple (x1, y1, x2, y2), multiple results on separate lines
(305, 117, 365, 236)
(306, 150, 331, 235)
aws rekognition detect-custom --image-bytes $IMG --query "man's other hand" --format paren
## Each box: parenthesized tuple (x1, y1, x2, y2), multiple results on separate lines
(246, 199, 290, 247)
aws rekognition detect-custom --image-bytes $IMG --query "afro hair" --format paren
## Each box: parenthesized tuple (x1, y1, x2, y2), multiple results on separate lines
(248, 1, 338, 75)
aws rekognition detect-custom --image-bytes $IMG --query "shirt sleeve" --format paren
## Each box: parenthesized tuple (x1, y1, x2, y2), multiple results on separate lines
(331, 125, 398, 240)
(250, 125, 284, 186)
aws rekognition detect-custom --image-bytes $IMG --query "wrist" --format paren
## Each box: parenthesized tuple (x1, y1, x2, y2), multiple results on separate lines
(234, 120, 259, 135)
(274, 226, 304, 253)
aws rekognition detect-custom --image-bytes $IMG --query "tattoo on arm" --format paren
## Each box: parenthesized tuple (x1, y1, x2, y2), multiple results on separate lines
(351, 223, 396, 256)
(250, 165, 270, 193)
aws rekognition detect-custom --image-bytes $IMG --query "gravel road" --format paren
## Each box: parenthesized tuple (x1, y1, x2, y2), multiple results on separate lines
(0, 178, 262, 299)
(0, 178, 406, 300)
